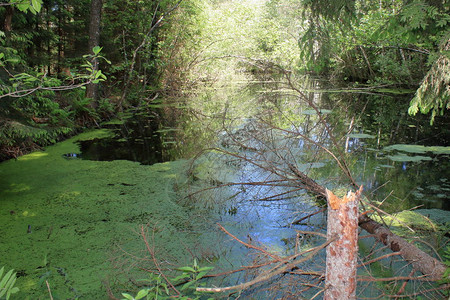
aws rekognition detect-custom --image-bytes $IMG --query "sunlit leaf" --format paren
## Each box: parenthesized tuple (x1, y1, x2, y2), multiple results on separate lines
(121, 293, 134, 300)
(387, 154, 432, 162)
(135, 289, 150, 299)
(32, 0, 42, 13)
(384, 144, 450, 155)
(92, 46, 103, 55)
(15, 3, 30, 12)
(347, 133, 375, 139)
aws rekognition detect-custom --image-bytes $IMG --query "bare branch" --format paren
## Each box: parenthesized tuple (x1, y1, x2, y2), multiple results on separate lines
(197, 237, 336, 293)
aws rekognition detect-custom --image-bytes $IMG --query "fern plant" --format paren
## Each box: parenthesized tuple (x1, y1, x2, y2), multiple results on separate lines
(0, 267, 19, 300)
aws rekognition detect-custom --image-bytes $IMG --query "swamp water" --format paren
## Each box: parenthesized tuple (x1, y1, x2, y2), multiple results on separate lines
(0, 81, 449, 299)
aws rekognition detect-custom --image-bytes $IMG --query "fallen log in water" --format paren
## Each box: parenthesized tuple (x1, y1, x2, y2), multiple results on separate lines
(357, 214, 447, 281)
(288, 163, 448, 282)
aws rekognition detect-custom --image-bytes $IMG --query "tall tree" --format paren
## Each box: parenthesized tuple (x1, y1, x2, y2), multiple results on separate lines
(85, 0, 103, 103)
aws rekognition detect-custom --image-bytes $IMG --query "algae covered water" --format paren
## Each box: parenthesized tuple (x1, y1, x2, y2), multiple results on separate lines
(0, 129, 211, 298)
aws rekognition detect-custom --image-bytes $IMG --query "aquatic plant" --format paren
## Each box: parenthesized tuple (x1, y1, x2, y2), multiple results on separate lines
(0, 267, 19, 300)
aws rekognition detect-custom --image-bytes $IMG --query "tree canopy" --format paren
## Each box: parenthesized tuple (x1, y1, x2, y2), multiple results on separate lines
(0, 0, 448, 159)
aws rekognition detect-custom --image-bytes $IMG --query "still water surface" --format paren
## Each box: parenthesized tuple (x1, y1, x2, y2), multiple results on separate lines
(0, 79, 448, 298)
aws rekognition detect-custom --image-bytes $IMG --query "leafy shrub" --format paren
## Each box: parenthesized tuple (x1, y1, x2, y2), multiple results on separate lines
(121, 259, 213, 300)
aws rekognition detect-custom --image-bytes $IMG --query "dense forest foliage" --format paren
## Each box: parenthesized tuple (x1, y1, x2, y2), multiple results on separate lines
(0, 0, 448, 161)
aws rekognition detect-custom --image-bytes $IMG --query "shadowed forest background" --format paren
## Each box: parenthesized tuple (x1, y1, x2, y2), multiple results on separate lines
(0, 0, 449, 299)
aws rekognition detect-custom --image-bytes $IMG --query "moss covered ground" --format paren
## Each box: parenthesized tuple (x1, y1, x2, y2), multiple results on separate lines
(0, 129, 206, 299)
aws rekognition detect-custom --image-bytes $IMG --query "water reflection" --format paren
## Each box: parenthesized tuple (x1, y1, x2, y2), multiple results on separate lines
(72, 78, 449, 297)
(78, 111, 165, 165)
(81, 80, 449, 213)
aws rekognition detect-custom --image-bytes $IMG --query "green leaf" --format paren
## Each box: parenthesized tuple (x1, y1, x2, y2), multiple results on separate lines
(177, 266, 196, 273)
(31, 0, 42, 13)
(0, 269, 17, 299)
(135, 289, 150, 299)
(92, 46, 103, 55)
(196, 271, 208, 280)
(384, 144, 450, 155)
(387, 154, 432, 162)
(94, 70, 102, 79)
(347, 133, 375, 139)
(172, 274, 190, 283)
(16, 3, 30, 12)
(0, 269, 13, 290)
(121, 293, 135, 300)
(28, 6, 37, 15)
(198, 266, 214, 272)
(180, 280, 195, 291)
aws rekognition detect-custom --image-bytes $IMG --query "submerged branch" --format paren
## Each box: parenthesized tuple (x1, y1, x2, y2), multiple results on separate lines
(217, 223, 282, 262)
(196, 237, 335, 293)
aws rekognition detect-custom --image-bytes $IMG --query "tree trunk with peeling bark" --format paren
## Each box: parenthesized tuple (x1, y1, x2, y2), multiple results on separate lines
(325, 187, 362, 300)
(289, 166, 448, 282)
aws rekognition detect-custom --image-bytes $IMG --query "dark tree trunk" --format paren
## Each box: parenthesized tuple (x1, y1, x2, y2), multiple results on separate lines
(85, 0, 103, 103)
(4, 6, 14, 32)
(57, 5, 63, 75)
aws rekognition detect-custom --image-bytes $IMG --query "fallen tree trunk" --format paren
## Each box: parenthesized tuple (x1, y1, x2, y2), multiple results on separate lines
(289, 164, 448, 281)
(358, 214, 447, 281)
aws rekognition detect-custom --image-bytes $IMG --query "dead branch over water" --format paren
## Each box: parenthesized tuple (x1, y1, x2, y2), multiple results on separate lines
(185, 73, 446, 298)
(197, 234, 335, 293)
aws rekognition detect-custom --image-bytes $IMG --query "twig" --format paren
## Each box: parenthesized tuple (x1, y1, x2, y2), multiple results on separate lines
(310, 287, 325, 300)
(217, 223, 282, 262)
(291, 208, 326, 226)
(357, 275, 434, 282)
(140, 225, 180, 295)
(46, 281, 54, 300)
(358, 252, 401, 267)
(385, 283, 450, 298)
(196, 237, 336, 292)
(395, 269, 415, 298)
(204, 261, 277, 278)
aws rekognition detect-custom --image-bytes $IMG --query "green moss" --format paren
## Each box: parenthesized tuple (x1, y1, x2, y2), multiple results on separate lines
(414, 209, 450, 226)
(0, 130, 205, 299)
(370, 210, 446, 236)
